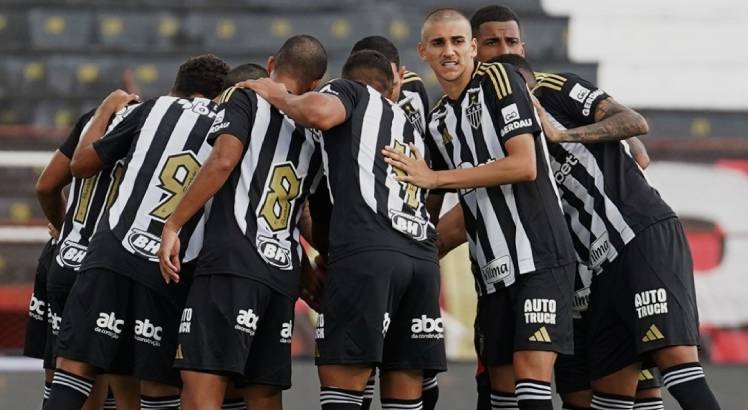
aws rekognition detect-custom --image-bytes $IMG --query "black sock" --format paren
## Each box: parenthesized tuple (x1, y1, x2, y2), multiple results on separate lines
(140, 394, 180, 410)
(382, 398, 423, 409)
(476, 372, 491, 410)
(490, 390, 518, 409)
(662, 363, 721, 410)
(221, 397, 247, 410)
(102, 389, 117, 409)
(321, 387, 363, 409)
(515, 379, 552, 410)
(422, 375, 439, 410)
(590, 393, 634, 409)
(361, 374, 375, 410)
(633, 397, 663, 410)
(45, 369, 93, 410)
(42, 381, 52, 408)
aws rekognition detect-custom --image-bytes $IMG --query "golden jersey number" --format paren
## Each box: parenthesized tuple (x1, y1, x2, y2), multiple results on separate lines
(73, 174, 99, 224)
(391, 141, 420, 209)
(105, 161, 126, 210)
(260, 162, 302, 232)
(150, 152, 201, 221)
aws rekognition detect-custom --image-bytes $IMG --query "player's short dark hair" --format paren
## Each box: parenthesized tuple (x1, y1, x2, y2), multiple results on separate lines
(223, 63, 268, 88)
(470, 5, 522, 35)
(342, 50, 393, 95)
(172, 54, 230, 100)
(422, 8, 471, 39)
(274, 34, 328, 84)
(351, 36, 400, 67)
(490, 54, 534, 84)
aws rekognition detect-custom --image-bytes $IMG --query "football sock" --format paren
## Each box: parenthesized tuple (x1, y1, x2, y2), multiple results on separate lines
(221, 397, 247, 410)
(45, 369, 93, 410)
(633, 397, 664, 410)
(42, 381, 52, 408)
(491, 390, 519, 409)
(140, 395, 180, 410)
(422, 375, 439, 410)
(381, 398, 423, 409)
(361, 374, 376, 410)
(662, 363, 721, 410)
(321, 387, 364, 409)
(590, 393, 634, 409)
(515, 379, 553, 410)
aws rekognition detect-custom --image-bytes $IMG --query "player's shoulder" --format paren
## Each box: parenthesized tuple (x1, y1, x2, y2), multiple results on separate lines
(473, 62, 517, 99)
(427, 95, 449, 119)
(534, 71, 591, 93)
(402, 70, 425, 87)
(215, 86, 256, 106)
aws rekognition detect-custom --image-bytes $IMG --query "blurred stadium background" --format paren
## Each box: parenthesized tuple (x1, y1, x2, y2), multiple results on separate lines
(1, 0, 747, 408)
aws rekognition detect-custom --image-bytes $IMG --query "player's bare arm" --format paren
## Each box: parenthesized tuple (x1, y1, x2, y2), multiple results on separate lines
(158, 134, 244, 283)
(546, 97, 649, 143)
(70, 90, 139, 177)
(436, 204, 467, 258)
(626, 136, 650, 169)
(382, 133, 536, 189)
(36, 150, 72, 230)
(238, 78, 347, 130)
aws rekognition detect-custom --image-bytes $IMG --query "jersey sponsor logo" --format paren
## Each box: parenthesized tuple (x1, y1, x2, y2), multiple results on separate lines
(28, 293, 46, 321)
(528, 326, 552, 342)
(500, 118, 533, 137)
(179, 308, 192, 334)
(572, 286, 591, 315)
(208, 109, 228, 135)
(642, 324, 665, 342)
(501, 103, 520, 123)
(176, 98, 219, 119)
(47, 306, 62, 335)
(134, 318, 163, 347)
(582, 89, 604, 117)
(280, 320, 293, 344)
(125, 228, 161, 261)
(58, 240, 87, 268)
(465, 88, 482, 129)
(235, 308, 259, 335)
(315, 314, 325, 339)
(480, 256, 513, 286)
(569, 83, 591, 103)
(410, 315, 445, 339)
(553, 152, 580, 184)
(382, 312, 391, 336)
(589, 233, 611, 268)
(257, 236, 292, 270)
(389, 210, 428, 241)
(95, 312, 125, 339)
(524, 298, 557, 324)
(635, 288, 668, 319)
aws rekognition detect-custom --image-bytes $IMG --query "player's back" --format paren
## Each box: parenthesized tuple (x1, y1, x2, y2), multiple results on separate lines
(317, 78, 437, 262)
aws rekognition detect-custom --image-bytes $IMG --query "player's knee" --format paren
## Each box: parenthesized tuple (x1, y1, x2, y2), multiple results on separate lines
(652, 345, 699, 369)
(380, 369, 422, 400)
(56, 357, 96, 379)
(140, 380, 179, 397)
(635, 387, 662, 399)
(512, 350, 556, 381)
(318, 364, 373, 391)
(560, 390, 593, 408)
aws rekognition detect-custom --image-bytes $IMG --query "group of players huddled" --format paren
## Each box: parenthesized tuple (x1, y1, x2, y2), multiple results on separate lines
(23, 5, 721, 410)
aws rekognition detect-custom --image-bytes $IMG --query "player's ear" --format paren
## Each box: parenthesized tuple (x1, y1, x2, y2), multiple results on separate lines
(399, 65, 406, 80)
(521, 42, 527, 58)
(417, 42, 426, 61)
(469, 38, 478, 59)
(266, 56, 275, 75)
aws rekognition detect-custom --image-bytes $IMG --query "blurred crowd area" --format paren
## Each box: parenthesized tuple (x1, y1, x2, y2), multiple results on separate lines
(1, 0, 747, 363)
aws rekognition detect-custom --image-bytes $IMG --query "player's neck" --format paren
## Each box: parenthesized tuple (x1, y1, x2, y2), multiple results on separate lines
(440, 59, 475, 101)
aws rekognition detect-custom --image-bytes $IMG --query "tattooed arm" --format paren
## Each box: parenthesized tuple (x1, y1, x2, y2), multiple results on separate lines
(550, 97, 649, 143)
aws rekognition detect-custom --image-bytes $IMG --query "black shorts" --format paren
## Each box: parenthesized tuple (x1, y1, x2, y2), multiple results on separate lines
(175, 275, 294, 389)
(555, 315, 662, 394)
(475, 263, 575, 366)
(56, 268, 184, 386)
(42, 290, 69, 370)
(315, 250, 446, 373)
(587, 218, 700, 380)
(23, 242, 54, 359)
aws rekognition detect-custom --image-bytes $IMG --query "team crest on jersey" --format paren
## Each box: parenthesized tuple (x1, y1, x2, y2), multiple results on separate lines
(389, 210, 428, 241)
(465, 88, 482, 129)
(257, 235, 292, 270)
(125, 228, 161, 261)
(58, 239, 88, 268)
(401, 102, 424, 135)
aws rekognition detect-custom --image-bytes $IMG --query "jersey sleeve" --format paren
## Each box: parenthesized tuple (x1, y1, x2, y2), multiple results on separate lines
(207, 87, 256, 147)
(401, 72, 430, 111)
(58, 109, 95, 158)
(318, 79, 360, 123)
(92, 100, 149, 167)
(535, 72, 610, 125)
(483, 63, 541, 143)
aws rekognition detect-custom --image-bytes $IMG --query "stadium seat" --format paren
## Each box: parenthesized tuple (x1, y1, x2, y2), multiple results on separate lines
(124, 59, 183, 98)
(28, 9, 93, 50)
(245, 0, 366, 11)
(521, 16, 570, 61)
(94, 12, 179, 51)
(0, 58, 50, 99)
(0, 10, 29, 49)
(403, 0, 545, 16)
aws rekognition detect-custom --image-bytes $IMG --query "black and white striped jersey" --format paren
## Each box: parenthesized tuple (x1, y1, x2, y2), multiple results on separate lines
(534, 72, 675, 272)
(313, 78, 437, 262)
(398, 70, 429, 136)
(195, 87, 323, 299)
(47, 108, 129, 291)
(81, 96, 219, 289)
(425, 62, 575, 295)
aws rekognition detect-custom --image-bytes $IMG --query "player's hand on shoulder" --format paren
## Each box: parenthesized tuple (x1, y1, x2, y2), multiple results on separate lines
(236, 78, 287, 102)
(382, 143, 438, 189)
(158, 223, 181, 284)
(100, 89, 140, 114)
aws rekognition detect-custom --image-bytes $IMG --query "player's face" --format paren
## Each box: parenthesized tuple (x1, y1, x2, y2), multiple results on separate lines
(419, 19, 477, 84)
(475, 20, 525, 61)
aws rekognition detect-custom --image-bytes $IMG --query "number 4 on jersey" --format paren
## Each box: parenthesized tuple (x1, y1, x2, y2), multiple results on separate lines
(390, 141, 420, 209)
